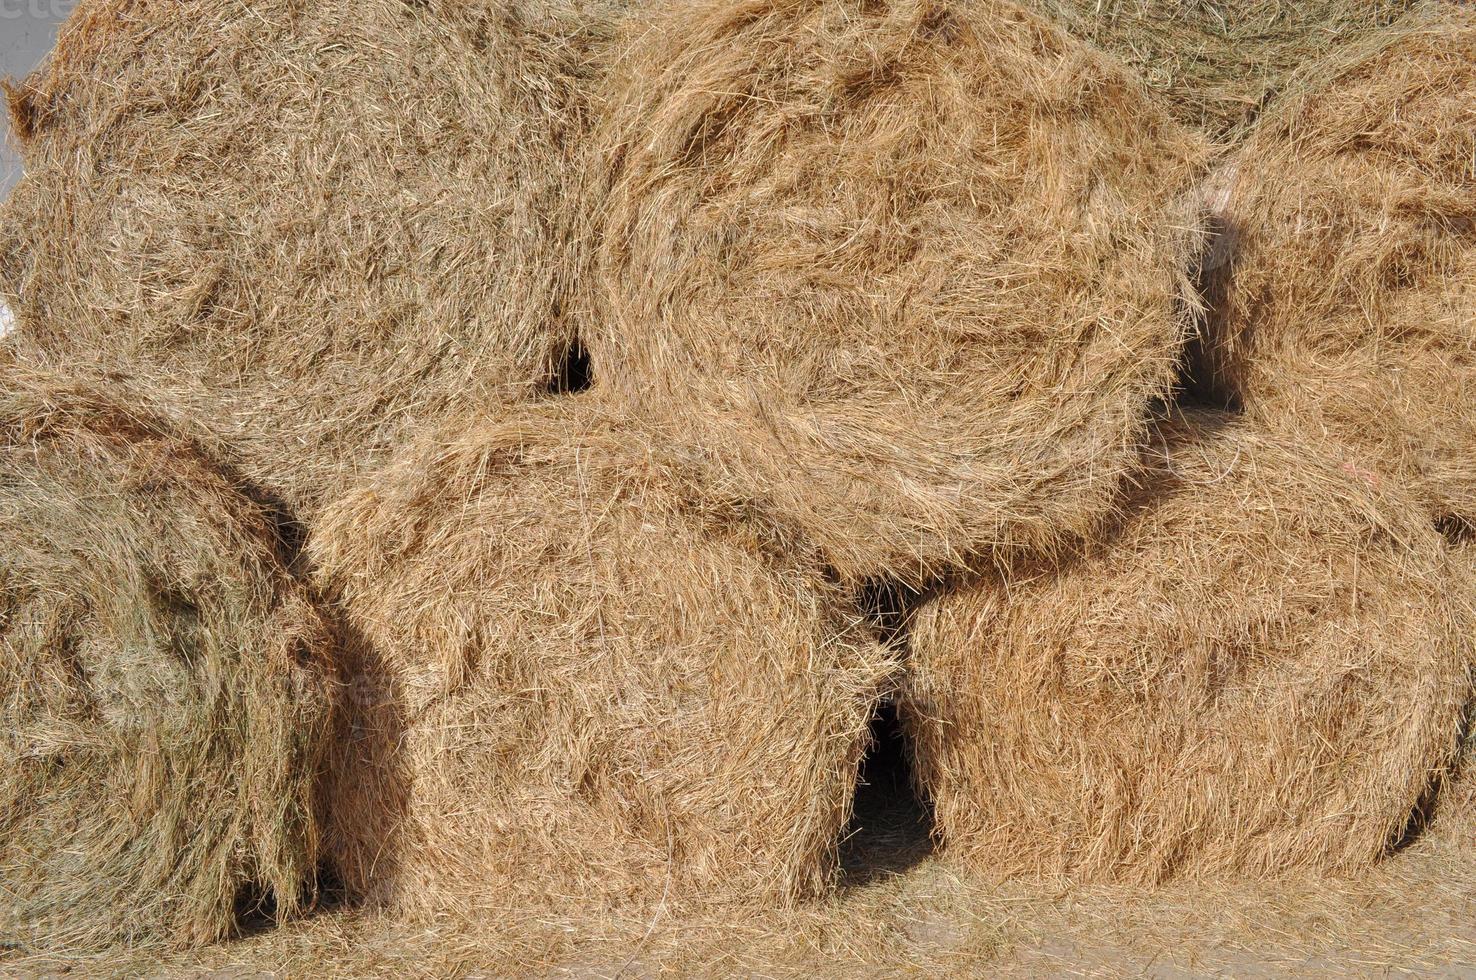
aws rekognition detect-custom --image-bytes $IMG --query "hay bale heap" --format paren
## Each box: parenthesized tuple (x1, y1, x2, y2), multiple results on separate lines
(0, 362, 337, 951)
(1192, 4, 1476, 530)
(904, 410, 1471, 883)
(311, 399, 897, 920)
(1016, 0, 1417, 138)
(0, 0, 615, 514)
(586, 0, 1207, 586)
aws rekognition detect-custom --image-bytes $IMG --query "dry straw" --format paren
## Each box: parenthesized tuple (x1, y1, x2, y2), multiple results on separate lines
(0, 0, 616, 516)
(310, 397, 898, 921)
(1191, 4, 1476, 530)
(584, 0, 1209, 587)
(1015, 0, 1418, 139)
(0, 360, 338, 952)
(904, 409, 1473, 883)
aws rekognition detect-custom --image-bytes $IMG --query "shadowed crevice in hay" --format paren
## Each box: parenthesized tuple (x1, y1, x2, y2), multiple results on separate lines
(232, 883, 283, 942)
(1436, 516, 1476, 549)
(1393, 689, 1476, 854)
(317, 618, 411, 911)
(546, 336, 593, 395)
(1177, 209, 1245, 413)
(857, 577, 927, 652)
(841, 700, 935, 886)
(844, 579, 941, 886)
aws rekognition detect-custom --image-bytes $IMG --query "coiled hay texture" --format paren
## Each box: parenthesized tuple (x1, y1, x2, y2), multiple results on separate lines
(585, 0, 1208, 587)
(904, 410, 1472, 884)
(0, 364, 337, 952)
(1017, 0, 1418, 139)
(1192, 5, 1476, 531)
(311, 399, 898, 921)
(0, 0, 614, 514)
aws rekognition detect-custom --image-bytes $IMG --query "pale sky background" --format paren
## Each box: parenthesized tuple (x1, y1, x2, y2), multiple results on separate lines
(2, 5, 71, 195)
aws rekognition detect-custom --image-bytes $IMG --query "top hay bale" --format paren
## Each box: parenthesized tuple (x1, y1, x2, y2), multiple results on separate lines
(1192, 4, 1476, 530)
(0, 0, 613, 515)
(311, 397, 897, 920)
(586, 0, 1208, 587)
(1016, 0, 1418, 139)
(0, 360, 338, 952)
(904, 409, 1473, 884)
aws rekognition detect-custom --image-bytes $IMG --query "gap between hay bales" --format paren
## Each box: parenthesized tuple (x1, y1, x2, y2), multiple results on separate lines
(841, 699, 936, 886)
(842, 577, 936, 885)
(545, 337, 594, 395)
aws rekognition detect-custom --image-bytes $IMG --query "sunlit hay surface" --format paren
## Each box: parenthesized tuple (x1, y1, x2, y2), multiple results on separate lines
(1016, 0, 1418, 139)
(584, 0, 1209, 588)
(0, 361, 338, 953)
(0, 0, 616, 516)
(309, 397, 899, 922)
(1193, 4, 1476, 529)
(904, 409, 1472, 884)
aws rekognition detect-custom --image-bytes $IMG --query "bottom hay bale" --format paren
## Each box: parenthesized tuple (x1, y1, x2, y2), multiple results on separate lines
(904, 410, 1473, 883)
(311, 399, 899, 919)
(0, 364, 338, 951)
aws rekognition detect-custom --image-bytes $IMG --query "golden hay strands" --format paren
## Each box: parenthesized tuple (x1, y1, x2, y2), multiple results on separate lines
(1190, 4, 1476, 529)
(1014, 0, 1420, 139)
(0, 0, 617, 516)
(0, 361, 338, 952)
(904, 409, 1472, 884)
(310, 397, 898, 921)
(583, 0, 1209, 588)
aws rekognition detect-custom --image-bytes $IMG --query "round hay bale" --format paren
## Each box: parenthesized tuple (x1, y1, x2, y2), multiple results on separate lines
(903, 410, 1472, 883)
(0, 363, 338, 951)
(310, 398, 898, 920)
(1015, 0, 1418, 138)
(585, 0, 1209, 587)
(0, 0, 616, 515)
(1191, 5, 1476, 529)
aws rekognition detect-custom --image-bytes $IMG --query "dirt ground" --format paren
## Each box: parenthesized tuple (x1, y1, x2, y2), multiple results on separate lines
(6, 746, 1474, 979)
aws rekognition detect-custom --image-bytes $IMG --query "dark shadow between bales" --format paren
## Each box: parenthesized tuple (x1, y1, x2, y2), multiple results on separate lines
(842, 578, 936, 885)
(1436, 515, 1476, 548)
(1175, 210, 1246, 413)
(840, 700, 936, 886)
(1391, 694, 1475, 855)
(547, 337, 593, 395)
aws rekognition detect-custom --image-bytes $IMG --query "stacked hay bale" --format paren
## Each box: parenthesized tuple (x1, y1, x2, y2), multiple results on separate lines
(0, 0, 1470, 953)
(0, 361, 338, 951)
(311, 399, 897, 919)
(904, 411, 1472, 882)
(898, 9, 1476, 882)
(0, 0, 616, 515)
(1192, 4, 1476, 533)
(585, 0, 1209, 586)
(1014, 0, 1418, 138)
